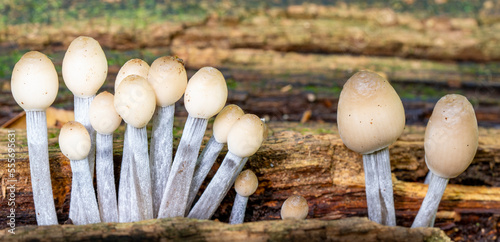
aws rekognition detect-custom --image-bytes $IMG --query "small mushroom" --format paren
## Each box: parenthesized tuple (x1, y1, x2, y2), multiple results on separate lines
(188, 114, 264, 220)
(11, 51, 59, 225)
(89, 91, 122, 222)
(158, 67, 227, 218)
(281, 195, 309, 220)
(229, 169, 258, 224)
(59, 121, 101, 225)
(337, 70, 405, 226)
(147, 56, 187, 218)
(63, 36, 108, 179)
(114, 75, 156, 222)
(412, 94, 478, 228)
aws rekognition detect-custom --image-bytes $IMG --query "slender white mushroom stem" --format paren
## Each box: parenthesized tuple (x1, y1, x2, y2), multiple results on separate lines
(411, 175, 449, 228)
(362, 151, 382, 224)
(95, 133, 118, 222)
(229, 194, 248, 224)
(75, 95, 96, 179)
(374, 147, 396, 226)
(117, 126, 132, 222)
(423, 171, 437, 227)
(26, 111, 58, 225)
(69, 158, 101, 225)
(158, 115, 208, 218)
(150, 104, 175, 218)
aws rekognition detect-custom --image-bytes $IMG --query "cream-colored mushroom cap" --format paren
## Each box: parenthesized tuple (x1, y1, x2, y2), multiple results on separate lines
(424, 94, 478, 179)
(234, 170, 258, 197)
(59, 121, 91, 160)
(281, 195, 309, 220)
(62, 36, 108, 98)
(11, 51, 59, 111)
(115, 59, 150, 92)
(89, 91, 122, 134)
(114, 75, 156, 128)
(213, 104, 245, 143)
(227, 114, 265, 158)
(148, 56, 187, 106)
(184, 67, 228, 119)
(337, 70, 405, 154)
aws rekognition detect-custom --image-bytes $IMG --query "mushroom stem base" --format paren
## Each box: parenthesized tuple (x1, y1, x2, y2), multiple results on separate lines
(96, 133, 118, 223)
(229, 194, 249, 224)
(74, 96, 96, 180)
(69, 158, 101, 225)
(411, 175, 449, 228)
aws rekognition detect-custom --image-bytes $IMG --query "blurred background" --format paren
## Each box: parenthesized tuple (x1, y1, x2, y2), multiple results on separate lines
(1, 0, 500, 127)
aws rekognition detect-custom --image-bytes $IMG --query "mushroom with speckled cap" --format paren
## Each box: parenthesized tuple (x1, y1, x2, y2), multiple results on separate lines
(229, 169, 259, 224)
(59, 121, 101, 225)
(412, 94, 478, 228)
(281, 195, 309, 220)
(114, 58, 150, 92)
(337, 70, 404, 226)
(62, 36, 108, 180)
(10, 51, 59, 226)
(158, 66, 227, 219)
(114, 75, 156, 222)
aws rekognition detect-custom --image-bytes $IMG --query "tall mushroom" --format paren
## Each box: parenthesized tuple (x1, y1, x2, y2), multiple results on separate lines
(59, 121, 101, 225)
(114, 75, 156, 222)
(229, 169, 258, 224)
(337, 70, 405, 226)
(62, 36, 108, 179)
(412, 94, 478, 228)
(11, 51, 59, 225)
(147, 56, 187, 218)
(89, 91, 122, 222)
(158, 67, 227, 218)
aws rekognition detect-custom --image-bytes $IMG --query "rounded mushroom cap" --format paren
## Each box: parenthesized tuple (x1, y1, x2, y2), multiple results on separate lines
(337, 70, 405, 154)
(114, 75, 156, 128)
(184, 67, 228, 119)
(147, 56, 187, 106)
(227, 114, 265, 158)
(234, 169, 259, 197)
(213, 104, 245, 143)
(281, 195, 309, 220)
(115, 58, 150, 92)
(62, 36, 107, 98)
(424, 94, 478, 179)
(59, 121, 91, 160)
(11, 51, 59, 111)
(89, 91, 122, 134)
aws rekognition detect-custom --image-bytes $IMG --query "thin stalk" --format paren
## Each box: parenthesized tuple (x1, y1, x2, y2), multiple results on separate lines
(96, 133, 118, 222)
(26, 111, 58, 225)
(362, 151, 382, 224)
(75, 96, 96, 179)
(411, 175, 449, 228)
(229, 194, 248, 224)
(423, 171, 437, 227)
(150, 105, 175, 218)
(158, 115, 208, 218)
(69, 158, 101, 225)
(375, 148, 396, 226)
(118, 126, 132, 222)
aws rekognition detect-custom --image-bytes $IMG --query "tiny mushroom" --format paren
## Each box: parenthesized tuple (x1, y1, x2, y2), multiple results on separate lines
(229, 169, 259, 224)
(11, 51, 59, 225)
(281, 195, 309, 220)
(59, 121, 101, 225)
(412, 94, 478, 228)
(337, 70, 405, 226)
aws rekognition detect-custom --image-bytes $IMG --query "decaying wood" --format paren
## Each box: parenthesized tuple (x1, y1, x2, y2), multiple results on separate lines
(0, 217, 449, 241)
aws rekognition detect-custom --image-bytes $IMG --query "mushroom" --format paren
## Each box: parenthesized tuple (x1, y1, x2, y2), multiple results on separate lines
(11, 51, 59, 225)
(114, 58, 150, 92)
(186, 104, 244, 214)
(188, 114, 264, 219)
(337, 70, 405, 226)
(229, 169, 258, 224)
(62, 36, 108, 180)
(147, 56, 187, 218)
(412, 94, 478, 228)
(114, 75, 156, 222)
(158, 67, 227, 218)
(281, 195, 309, 220)
(59, 121, 101, 225)
(89, 91, 122, 222)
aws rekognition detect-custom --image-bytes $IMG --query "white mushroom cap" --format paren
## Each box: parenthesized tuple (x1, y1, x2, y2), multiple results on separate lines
(424, 94, 478, 179)
(114, 75, 156, 128)
(227, 114, 265, 158)
(59, 121, 91, 160)
(89, 91, 122, 134)
(337, 70, 405, 154)
(184, 67, 228, 119)
(213, 104, 245, 143)
(234, 170, 259, 197)
(115, 58, 150, 92)
(281, 195, 309, 220)
(147, 56, 187, 107)
(62, 36, 108, 98)
(11, 51, 59, 111)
